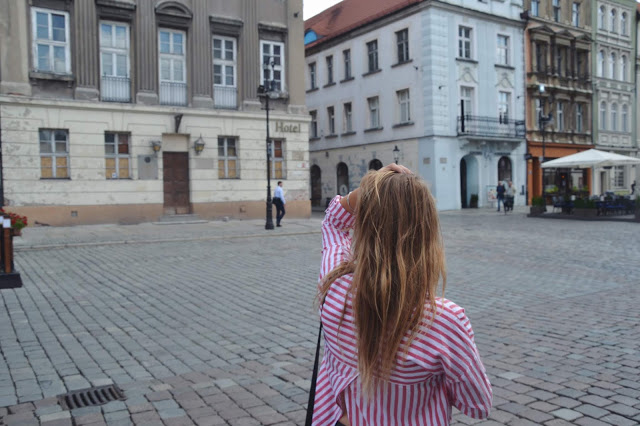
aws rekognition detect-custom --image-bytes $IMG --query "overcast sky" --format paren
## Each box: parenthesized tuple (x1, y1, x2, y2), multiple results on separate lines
(303, 0, 342, 20)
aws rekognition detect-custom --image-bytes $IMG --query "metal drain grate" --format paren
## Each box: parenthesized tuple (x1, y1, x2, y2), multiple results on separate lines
(58, 384, 126, 410)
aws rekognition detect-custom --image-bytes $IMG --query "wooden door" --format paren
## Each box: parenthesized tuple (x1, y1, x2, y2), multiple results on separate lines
(163, 152, 190, 214)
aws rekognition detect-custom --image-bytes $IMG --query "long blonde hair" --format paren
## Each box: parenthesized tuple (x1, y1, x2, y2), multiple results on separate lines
(319, 170, 446, 392)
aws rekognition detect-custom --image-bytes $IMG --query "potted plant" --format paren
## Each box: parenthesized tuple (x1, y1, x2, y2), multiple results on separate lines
(0, 208, 28, 236)
(469, 193, 478, 208)
(573, 198, 597, 218)
(529, 196, 546, 217)
(635, 196, 640, 223)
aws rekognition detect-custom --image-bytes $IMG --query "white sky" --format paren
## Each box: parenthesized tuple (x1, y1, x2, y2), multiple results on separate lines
(303, 0, 343, 20)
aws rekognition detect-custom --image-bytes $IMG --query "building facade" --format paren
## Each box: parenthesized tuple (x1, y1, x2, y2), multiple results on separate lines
(0, 0, 310, 226)
(592, 0, 638, 195)
(523, 0, 594, 203)
(305, 0, 527, 211)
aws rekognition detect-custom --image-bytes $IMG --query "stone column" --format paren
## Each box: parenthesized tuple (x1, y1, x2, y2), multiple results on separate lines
(0, 0, 32, 95)
(191, 1, 213, 108)
(74, 0, 99, 100)
(136, 1, 158, 105)
(242, 0, 260, 109)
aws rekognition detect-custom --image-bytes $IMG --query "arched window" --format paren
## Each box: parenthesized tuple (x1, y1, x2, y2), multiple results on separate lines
(336, 162, 349, 196)
(498, 156, 512, 182)
(621, 12, 627, 36)
(620, 55, 627, 81)
(611, 103, 618, 131)
(609, 52, 616, 79)
(310, 165, 322, 207)
(600, 102, 607, 130)
(622, 104, 628, 132)
(597, 50, 605, 77)
(368, 159, 383, 170)
(610, 9, 617, 33)
(598, 6, 606, 29)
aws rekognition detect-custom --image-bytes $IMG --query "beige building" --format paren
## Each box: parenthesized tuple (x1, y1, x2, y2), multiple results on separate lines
(0, 0, 309, 226)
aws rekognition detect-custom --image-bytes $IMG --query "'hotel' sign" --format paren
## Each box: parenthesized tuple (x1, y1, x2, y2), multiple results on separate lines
(275, 121, 300, 133)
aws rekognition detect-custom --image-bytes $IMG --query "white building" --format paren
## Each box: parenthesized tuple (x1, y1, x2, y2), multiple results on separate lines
(592, 0, 638, 195)
(305, 0, 526, 210)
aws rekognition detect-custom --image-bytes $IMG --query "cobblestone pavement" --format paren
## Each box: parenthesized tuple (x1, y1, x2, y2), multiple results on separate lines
(1, 208, 639, 425)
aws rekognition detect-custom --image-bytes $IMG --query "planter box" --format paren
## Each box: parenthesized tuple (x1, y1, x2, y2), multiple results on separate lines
(573, 208, 598, 218)
(528, 206, 546, 217)
(635, 210, 640, 223)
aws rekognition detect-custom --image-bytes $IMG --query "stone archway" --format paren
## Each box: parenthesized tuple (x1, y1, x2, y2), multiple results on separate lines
(461, 154, 479, 207)
(336, 162, 349, 196)
(498, 156, 512, 182)
(369, 159, 383, 170)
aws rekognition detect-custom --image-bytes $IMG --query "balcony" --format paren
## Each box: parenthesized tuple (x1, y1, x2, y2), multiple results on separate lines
(101, 76, 131, 102)
(214, 86, 238, 110)
(457, 115, 525, 139)
(159, 82, 187, 106)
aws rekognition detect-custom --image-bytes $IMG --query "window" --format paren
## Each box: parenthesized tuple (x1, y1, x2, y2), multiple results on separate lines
(366, 40, 378, 72)
(367, 96, 380, 129)
(100, 21, 130, 102)
(621, 12, 627, 36)
(610, 9, 616, 33)
(343, 49, 352, 79)
(535, 98, 542, 129)
(105, 132, 130, 179)
(609, 53, 616, 79)
(396, 29, 409, 63)
(458, 26, 472, 59)
(599, 6, 606, 29)
(600, 102, 607, 130)
(159, 29, 186, 105)
(620, 55, 627, 81)
(218, 137, 238, 179)
(556, 102, 564, 131)
(553, 0, 560, 22)
(397, 89, 410, 123)
(308, 62, 316, 89)
(498, 91, 510, 122)
(270, 140, 285, 179)
(572, 3, 580, 27)
(622, 104, 628, 132)
(39, 129, 69, 178)
(535, 43, 546, 72)
(556, 47, 564, 76)
(343, 102, 353, 133)
(326, 55, 333, 84)
(260, 40, 285, 91)
(497, 35, 509, 65)
(597, 50, 605, 77)
(531, 0, 539, 16)
(611, 103, 618, 131)
(213, 36, 237, 109)
(614, 167, 624, 188)
(310, 111, 318, 138)
(460, 86, 474, 116)
(327, 106, 335, 134)
(32, 8, 70, 73)
(575, 104, 583, 133)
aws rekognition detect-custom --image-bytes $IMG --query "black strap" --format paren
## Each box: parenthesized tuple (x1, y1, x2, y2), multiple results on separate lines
(305, 322, 323, 426)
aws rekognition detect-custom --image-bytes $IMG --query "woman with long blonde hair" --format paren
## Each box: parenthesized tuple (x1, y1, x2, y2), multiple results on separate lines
(312, 164, 492, 425)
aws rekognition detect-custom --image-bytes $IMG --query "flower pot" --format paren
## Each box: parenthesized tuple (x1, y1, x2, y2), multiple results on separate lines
(11, 228, 22, 237)
(528, 206, 546, 217)
(573, 208, 597, 218)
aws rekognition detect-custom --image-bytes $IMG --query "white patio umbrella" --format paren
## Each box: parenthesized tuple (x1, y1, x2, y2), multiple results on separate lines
(541, 149, 640, 169)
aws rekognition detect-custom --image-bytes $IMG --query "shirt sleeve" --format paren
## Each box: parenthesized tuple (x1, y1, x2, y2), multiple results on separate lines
(319, 195, 355, 287)
(440, 307, 493, 419)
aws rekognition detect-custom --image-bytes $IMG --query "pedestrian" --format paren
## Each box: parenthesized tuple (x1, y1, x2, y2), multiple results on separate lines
(273, 181, 285, 227)
(505, 180, 516, 211)
(312, 163, 492, 425)
(631, 180, 636, 196)
(496, 181, 506, 212)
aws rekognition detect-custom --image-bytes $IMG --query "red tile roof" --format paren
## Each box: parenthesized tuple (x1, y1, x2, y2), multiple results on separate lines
(305, 0, 422, 49)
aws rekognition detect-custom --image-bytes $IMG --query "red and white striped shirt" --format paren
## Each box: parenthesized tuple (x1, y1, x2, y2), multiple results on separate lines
(313, 196, 492, 425)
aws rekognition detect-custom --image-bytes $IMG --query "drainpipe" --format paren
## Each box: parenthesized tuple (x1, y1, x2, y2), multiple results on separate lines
(0, 107, 4, 207)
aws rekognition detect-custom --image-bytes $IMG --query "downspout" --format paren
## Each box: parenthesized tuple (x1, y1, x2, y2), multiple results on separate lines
(0, 106, 4, 207)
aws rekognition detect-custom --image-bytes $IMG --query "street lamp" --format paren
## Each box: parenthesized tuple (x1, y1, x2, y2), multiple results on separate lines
(257, 59, 279, 230)
(538, 84, 553, 199)
(393, 145, 400, 164)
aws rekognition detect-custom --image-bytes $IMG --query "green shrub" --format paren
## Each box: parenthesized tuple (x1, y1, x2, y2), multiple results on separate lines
(574, 198, 596, 209)
(531, 196, 545, 207)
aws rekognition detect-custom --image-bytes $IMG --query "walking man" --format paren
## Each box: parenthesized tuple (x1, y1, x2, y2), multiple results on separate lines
(496, 181, 505, 212)
(273, 181, 286, 227)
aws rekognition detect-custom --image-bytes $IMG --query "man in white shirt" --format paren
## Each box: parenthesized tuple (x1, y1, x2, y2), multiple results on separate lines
(273, 181, 286, 227)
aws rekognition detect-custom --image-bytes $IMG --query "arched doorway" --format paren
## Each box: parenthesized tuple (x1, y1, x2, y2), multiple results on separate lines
(369, 159, 383, 170)
(461, 155, 479, 207)
(310, 165, 322, 207)
(498, 156, 512, 182)
(336, 162, 349, 196)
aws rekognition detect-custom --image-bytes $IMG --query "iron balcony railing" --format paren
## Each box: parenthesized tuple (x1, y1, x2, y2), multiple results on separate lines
(457, 115, 525, 139)
(214, 86, 238, 109)
(101, 76, 131, 102)
(159, 82, 187, 106)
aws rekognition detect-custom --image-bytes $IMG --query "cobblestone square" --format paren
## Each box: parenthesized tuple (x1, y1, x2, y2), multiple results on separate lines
(1, 209, 639, 425)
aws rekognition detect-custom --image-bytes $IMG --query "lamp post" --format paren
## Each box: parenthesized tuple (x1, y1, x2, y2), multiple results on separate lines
(393, 145, 400, 164)
(258, 59, 278, 230)
(537, 84, 553, 199)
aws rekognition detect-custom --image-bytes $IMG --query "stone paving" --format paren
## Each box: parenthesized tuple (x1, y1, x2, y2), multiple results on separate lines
(1, 207, 639, 425)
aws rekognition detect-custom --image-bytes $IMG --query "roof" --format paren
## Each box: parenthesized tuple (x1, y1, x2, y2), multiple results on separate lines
(304, 0, 422, 49)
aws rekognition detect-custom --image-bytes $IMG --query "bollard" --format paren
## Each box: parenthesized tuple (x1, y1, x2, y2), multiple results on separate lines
(0, 216, 22, 289)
